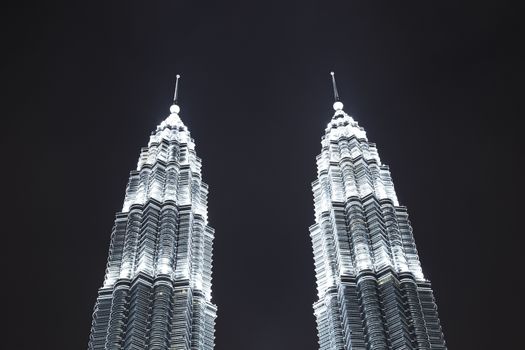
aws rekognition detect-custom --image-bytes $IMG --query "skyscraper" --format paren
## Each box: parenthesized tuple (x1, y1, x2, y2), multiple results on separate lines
(88, 76, 217, 350)
(309, 73, 446, 350)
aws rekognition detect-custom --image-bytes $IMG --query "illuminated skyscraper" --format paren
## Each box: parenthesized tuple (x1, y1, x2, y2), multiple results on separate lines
(309, 73, 446, 350)
(88, 76, 217, 350)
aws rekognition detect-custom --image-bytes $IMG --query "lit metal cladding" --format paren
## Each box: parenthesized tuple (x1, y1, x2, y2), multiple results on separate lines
(309, 73, 446, 350)
(88, 79, 217, 350)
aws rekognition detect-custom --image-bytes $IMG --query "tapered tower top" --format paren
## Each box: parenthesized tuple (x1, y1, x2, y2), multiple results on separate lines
(330, 71, 344, 111)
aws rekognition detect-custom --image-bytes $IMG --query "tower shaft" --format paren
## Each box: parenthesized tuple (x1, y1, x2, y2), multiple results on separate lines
(88, 103, 216, 350)
(310, 101, 446, 350)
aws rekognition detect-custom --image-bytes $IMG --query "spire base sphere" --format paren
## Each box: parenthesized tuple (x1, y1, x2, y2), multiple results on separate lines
(170, 104, 180, 114)
(333, 101, 344, 111)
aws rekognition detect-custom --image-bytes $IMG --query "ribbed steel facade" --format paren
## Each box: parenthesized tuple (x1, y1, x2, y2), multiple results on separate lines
(310, 102, 446, 350)
(88, 105, 216, 350)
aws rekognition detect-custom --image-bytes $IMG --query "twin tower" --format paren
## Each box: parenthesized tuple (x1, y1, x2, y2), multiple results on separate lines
(88, 74, 447, 350)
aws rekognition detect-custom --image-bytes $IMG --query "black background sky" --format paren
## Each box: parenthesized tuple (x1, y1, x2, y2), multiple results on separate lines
(3, 1, 523, 349)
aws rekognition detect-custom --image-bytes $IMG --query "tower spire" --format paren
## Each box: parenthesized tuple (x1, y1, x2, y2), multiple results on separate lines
(330, 71, 339, 102)
(170, 74, 181, 114)
(330, 71, 344, 111)
(173, 74, 181, 103)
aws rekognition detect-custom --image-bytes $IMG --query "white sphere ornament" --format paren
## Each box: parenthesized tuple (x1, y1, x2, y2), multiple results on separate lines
(170, 104, 180, 114)
(333, 101, 344, 111)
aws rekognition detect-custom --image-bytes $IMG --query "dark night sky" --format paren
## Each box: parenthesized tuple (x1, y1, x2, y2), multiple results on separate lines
(3, 1, 523, 349)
